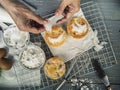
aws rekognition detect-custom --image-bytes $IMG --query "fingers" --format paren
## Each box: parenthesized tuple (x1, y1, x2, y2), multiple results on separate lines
(31, 15, 48, 24)
(23, 27, 45, 34)
(27, 28, 45, 34)
(55, 0, 80, 24)
(27, 12, 48, 25)
(27, 21, 46, 34)
(24, 15, 47, 34)
(19, 22, 46, 34)
(55, 1, 67, 16)
(57, 11, 74, 24)
(56, 5, 75, 24)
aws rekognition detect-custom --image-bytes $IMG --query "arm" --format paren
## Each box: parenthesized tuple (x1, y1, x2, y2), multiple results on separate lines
(0, 0, 48, 34)
(55, 0, 80, 24)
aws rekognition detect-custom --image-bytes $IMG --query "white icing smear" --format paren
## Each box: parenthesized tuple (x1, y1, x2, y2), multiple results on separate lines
(48, 33, 64, 43)
(72, 21, 87, 33)
(20, 45, 45, 69)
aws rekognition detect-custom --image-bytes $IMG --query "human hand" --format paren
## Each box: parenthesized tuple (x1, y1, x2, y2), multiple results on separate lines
(0, 0, 48, 34)
(55, 0, 80, 24)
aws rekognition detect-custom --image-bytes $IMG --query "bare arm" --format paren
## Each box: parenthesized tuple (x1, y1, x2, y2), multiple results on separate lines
(0, 0, 48, 34)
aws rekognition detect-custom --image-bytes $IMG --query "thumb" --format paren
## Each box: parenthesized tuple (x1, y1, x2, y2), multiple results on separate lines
(55, 2, 67, 16)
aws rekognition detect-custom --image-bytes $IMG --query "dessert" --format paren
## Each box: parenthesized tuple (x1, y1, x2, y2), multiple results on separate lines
(67, 17, 89, 39)
(3, 26, 29, 49)
(44, 26, 66, 47)
(44, 57, 66, 80)
(20, 44, 45, 69)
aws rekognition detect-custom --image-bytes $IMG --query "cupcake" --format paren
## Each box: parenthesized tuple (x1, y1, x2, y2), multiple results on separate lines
(44, 57, 66, 80)
(44, 26, 66, 47)
(20, 44, 45, 69)
(67, 17, 89, 39)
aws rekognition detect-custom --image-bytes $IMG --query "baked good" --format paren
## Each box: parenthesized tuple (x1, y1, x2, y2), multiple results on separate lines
(44, 57, 66, 80)
(44, 26, 66, 47)
(3, 26, 29, 49)
(20, 44, 45, 69)
(67, 17, 89, 39)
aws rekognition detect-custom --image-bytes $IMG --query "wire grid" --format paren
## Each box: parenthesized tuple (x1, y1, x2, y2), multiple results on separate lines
(13, 1, 117, 90)
(64, 0, 118, 82)
(60, 77, 106, 90)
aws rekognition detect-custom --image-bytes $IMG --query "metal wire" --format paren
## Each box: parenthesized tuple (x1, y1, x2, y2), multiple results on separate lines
(13, 1, 117, 90)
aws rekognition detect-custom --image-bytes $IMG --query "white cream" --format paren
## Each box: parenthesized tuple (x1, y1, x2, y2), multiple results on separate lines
(48, 33, 64, 43)
(72, 21, 87, 33)
(21, 45, 45, 69)
(4, 26, 29, 48)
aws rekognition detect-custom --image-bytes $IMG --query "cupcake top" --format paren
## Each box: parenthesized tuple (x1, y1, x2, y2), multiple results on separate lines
(44, 57, 66, 80)
(67, 17, 89, 39)
(44, 26, 66, 47)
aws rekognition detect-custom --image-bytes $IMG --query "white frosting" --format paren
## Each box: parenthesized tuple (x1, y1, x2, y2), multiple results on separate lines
(4, 27, 29, 48)
(48, 33, 64, 43)
(4, 26, 29, 48)
(20, 45, 45, 69)
(72, 21, 87, 33)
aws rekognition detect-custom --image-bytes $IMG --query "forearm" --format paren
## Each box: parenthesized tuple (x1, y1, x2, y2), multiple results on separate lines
(0, 0, 27, 14)
(0, 0, 3, 4)
(0, 0, 13, 7)
(0, 0, 17, 13)
(0, 0, 31, 19)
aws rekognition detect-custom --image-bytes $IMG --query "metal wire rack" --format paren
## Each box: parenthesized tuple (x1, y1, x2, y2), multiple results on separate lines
(56, 77, 106, 90)
(13, 1, 117, 90)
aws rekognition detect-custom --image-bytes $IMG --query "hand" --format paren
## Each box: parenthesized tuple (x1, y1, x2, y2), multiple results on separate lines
(55, 0, 80, 24)
(0, 0, 48, 34)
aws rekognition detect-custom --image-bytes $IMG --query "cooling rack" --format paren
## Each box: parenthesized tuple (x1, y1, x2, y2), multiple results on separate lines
(13, 1, 117, 90)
